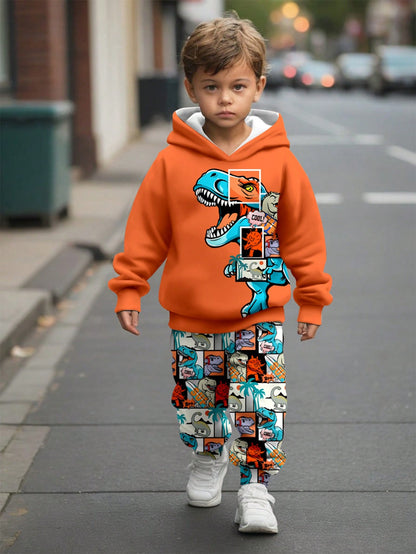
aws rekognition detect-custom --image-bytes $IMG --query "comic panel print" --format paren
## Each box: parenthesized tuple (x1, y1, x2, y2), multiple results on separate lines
(236, 259, 268, 282)
(235, 327, 256, 350)
(230, 437, 286, 472)
(177, 408, 214, 438)
(203, 351, 225, 377)
(171, 331, 215, 350)
(230, 412, 256, 438)
(240, 226, 264, 259)
(257, 322, 283, 354)
(203, 437, 225, 458)
(230, 438, 270, 469)
(229, 382, 246, 412)
(177, 408, 232, 456)
(257, 410, 284, 442)
(227, 169, 262, 209)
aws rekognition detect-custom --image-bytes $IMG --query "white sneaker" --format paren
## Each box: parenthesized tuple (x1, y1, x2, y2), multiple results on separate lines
(235, 483, 278, 534)
(186, 448, 229, 507)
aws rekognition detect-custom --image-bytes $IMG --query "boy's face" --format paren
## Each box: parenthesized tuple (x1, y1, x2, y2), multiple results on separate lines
(185, 61, 266, 136)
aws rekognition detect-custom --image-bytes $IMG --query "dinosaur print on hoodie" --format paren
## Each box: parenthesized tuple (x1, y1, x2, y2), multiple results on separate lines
(109, 107, 332, 333)
(193, 168, 289, 317)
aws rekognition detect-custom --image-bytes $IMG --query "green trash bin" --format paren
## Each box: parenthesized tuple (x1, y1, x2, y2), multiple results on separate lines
(0, 101, 73, 226)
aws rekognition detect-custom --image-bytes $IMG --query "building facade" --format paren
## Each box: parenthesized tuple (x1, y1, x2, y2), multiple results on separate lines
(0, 0, 183, 175)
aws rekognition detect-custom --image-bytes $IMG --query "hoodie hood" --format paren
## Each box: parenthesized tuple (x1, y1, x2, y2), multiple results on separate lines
(167, 107, 290, 161)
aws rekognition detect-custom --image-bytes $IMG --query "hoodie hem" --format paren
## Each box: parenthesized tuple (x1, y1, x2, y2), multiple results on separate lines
(168, 307, 286, 334)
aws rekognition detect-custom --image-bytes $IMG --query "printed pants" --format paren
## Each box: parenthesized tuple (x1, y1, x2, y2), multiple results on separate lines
(171, 322, 287, 486)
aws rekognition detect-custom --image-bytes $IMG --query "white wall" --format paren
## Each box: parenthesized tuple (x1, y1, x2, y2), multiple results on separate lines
(136, 0, 154, 75)
(162, 3, 178, 74)
(89, 0, 138, 165)
(178, 0, 223, 26)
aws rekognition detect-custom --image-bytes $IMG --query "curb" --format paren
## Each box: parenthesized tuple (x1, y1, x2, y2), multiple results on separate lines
(0, 289, 51, 362)
(0, 238, 120, 364)
(23, 245, 94, 303)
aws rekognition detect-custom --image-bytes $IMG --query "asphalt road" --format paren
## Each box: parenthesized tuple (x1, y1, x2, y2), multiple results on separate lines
(1, 89, 415, 553)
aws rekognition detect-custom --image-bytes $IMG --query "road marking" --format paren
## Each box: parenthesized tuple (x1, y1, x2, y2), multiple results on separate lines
(387, 145, 416, 166)
(354, 134, 384, 145)
(314, 192, 416, 205)
(280, 103, 349, 134)
(295, 112, 349, 135)
(291, 134, 383, 146)
(363, 192, 416, 204)
(315, 193, 343, 204)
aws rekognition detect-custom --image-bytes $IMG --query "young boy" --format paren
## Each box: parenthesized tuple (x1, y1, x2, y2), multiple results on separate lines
(109, 15, 332, 534)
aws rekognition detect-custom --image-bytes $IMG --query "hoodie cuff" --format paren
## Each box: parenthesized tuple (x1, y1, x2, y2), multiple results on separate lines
(297, 305, 323, 326)
(114, 288, 142, 314)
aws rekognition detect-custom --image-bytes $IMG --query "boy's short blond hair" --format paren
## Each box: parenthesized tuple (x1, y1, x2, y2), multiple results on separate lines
(181, 14, 267, 82)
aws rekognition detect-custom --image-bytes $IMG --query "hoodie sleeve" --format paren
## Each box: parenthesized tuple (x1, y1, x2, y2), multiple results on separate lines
(108, 155, 171, 313)
(277, 152, 332, 325)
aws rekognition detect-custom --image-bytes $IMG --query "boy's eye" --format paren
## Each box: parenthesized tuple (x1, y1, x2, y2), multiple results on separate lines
(205, 85, 217, 91)
(234, 84, 245, 91)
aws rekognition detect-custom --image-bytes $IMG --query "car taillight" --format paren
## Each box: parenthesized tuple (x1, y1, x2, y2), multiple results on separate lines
(321, 74, 335, 88)
(301, 73, 313, 86)
(284, 65, 297, 79)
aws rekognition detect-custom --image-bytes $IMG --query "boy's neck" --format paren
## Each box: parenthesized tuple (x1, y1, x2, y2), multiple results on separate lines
(202, 120, 252, 156)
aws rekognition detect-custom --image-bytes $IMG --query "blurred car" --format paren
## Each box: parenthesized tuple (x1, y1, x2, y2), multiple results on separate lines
(294, 60, 337, 90)
(266, 57, 285, 90)
(336, 53, 376, 89)
(369, 45, 416, 95)
(281, 51, 313, 87)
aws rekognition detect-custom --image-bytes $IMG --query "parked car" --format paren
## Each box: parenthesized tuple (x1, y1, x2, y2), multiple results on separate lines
(294, 60, 337, 89)
(336, 53, 376, 89)
(266, 57, 286, 90)
(281, 50, 313, 87)
(369, 45, 416, 95)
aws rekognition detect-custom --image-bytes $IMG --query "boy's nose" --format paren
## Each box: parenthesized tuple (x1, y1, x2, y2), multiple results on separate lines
(219, 90, 232, 105)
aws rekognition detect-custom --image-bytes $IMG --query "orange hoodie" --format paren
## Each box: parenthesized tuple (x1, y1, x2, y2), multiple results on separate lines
(109, 108, 332, 333)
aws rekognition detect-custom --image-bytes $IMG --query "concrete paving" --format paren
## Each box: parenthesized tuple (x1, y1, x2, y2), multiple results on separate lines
(0, 91, 415, 553)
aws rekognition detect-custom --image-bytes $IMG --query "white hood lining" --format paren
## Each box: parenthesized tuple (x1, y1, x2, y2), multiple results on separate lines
(176, 108, 279, 153)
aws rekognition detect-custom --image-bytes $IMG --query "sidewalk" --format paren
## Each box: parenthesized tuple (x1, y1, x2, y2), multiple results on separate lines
(0, 122, 171, 365)
(0, 109, 414, 553)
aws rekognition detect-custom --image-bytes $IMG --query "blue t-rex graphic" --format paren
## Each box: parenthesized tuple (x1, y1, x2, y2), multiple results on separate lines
(193, 169, 289, 317)
(258, 322, 283, 354)
(257, 407, 284, 441)
(177, 346, 203, 379)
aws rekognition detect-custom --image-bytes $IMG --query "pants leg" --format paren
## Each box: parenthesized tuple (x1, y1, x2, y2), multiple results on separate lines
(170, 322, 287, 482)
(170, 330, 232, 459)
(227, 322, 287, 486)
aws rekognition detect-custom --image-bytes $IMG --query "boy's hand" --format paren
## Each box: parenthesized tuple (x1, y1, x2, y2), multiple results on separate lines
(117, 310, 140, 336)
(297, 322, 319, 341)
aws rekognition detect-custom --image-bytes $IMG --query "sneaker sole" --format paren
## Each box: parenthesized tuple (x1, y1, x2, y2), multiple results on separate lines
(187, 491, 222, 508)
(238, 523, 278, 534)
(187, 459, 228, 508)
(234, 508, 278, 534)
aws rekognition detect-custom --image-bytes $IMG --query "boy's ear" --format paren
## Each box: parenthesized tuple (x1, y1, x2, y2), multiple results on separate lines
(184, 78, 198, 103)
(254, 75, 267, 102)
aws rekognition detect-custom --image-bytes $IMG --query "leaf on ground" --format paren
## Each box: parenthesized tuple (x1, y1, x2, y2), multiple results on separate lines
(37, 315, 56, 328)
(10, 346, 36, 358)
(56, 300, 73, 311)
